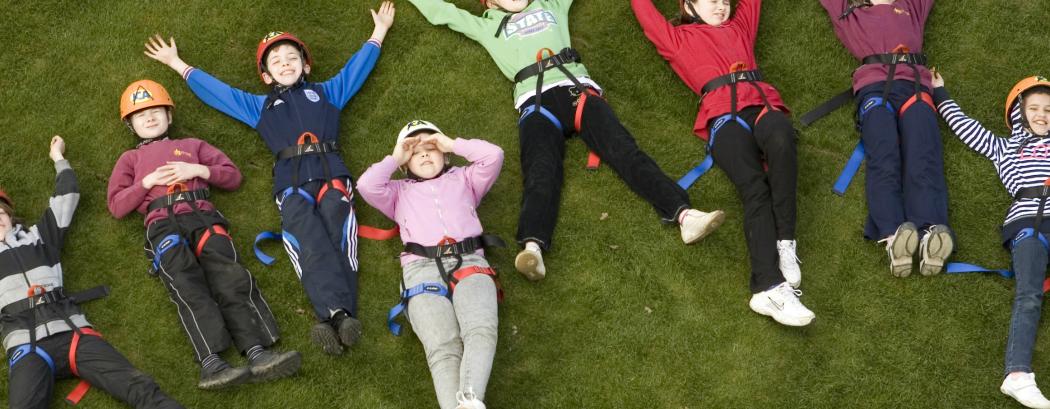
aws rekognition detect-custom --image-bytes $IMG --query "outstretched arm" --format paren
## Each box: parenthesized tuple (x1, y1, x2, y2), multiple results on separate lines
(406, 0, 488, 42)
(933, 71, 1007, 162)
(145, 35, 265, 128)
(631, 0, 681, 59)
(735, 0, 762, 40)
(37, 136, 79, 250)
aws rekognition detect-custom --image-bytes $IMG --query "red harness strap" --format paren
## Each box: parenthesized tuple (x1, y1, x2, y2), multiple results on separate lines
(195, 224, 231, 257)
(897, 92, 935, 118)
(451, 266, 504, 302)
(66, 328, 103, 405)
(574, 88, 603, 170)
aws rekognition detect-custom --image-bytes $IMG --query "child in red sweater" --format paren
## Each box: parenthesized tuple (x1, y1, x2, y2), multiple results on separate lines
(107, 80, 300, 389)
(632, 0, 814, 326)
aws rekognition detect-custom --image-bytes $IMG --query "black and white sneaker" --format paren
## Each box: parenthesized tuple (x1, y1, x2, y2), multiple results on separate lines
(198, 361, 251, 390)
(248, 349, 302, 383)
(749, 282, 815, 327)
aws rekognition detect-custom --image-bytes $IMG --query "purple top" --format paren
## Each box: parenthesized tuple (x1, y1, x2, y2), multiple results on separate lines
(820, 0, 934, 92)
(357, 138, 504, 266)
(107, 137, 242, 226)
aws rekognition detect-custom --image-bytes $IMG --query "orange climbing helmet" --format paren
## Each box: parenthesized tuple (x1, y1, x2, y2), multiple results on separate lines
(1005, 76, 1050, 129)
(119, 80, 174, 121)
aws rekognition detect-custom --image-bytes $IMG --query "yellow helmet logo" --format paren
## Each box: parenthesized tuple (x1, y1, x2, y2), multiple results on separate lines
(130, 86, 154, 106)
(261, 31, 284, 43)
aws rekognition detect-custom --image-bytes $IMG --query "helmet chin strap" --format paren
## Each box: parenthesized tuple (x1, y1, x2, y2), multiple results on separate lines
(135, 133, 170, 148)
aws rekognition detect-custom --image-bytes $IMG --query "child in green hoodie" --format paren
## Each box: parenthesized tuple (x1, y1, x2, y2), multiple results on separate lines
(406, 0, 726, 281)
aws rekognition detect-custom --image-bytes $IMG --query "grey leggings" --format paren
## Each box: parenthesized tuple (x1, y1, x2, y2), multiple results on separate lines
(403, 254, 499, 409)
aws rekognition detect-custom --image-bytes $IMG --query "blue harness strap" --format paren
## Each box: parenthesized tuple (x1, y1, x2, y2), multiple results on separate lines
(279, 186, 317, 207)
(387, 282, 449, 336)
(519, 104, 563, 133)
(152, 234, 186, 272)
(833, 97, 895, 196)
(677, 114, 751, 190)
(253, 231, 284, 266)
(944, 228, 1050, 280)
(9, 344, 55, 373)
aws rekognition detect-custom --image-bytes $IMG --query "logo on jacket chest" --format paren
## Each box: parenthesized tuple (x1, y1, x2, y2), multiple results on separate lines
(893, 7, 909, 16)
(304, 89, 320, 103)
(503, 10, 558, 38)
(1019, 144, 1050, 160)
(172, 148, 193, 158)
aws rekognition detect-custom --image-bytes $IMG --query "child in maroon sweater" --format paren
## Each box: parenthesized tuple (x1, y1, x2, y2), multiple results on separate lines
(632, 0, 814, 327)
(818, 0, 953, 277)
(107, 80, 300, 389)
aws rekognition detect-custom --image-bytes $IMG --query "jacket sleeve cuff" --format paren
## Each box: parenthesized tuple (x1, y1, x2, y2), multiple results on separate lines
(933, 87, 951, 106)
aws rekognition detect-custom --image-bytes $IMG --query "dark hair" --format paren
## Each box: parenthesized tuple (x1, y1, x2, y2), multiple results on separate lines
(0, 201, 24, 229)
(1022, 86, 1050, 105)
(261, 40, 305, 74)
(674, 0, 702, 26)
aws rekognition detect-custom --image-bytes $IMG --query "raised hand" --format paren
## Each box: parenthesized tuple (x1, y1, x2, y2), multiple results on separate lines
(144, 35, 190, 74)
(394, 136, 419, 167)
(931, 67, 944, 88)
(49, 135, 65, 162)
(370, 1, 396, 42)
(419, 132, 455, 153)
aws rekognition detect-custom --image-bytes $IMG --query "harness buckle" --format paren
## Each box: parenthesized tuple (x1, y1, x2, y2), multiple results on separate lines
(26, 284, 46, 298)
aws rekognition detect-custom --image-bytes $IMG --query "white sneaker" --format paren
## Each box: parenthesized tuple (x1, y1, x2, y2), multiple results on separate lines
(515, 248, 546, 281)
(878, 222, 919, 278)
(1001, 373, 1050, 409)
(919, 224, 953, 276)
(777, 240, 802, 288)
(455, 388, 487, 409)
(748, 282, 815, 327)
(680, 209, 726, 244)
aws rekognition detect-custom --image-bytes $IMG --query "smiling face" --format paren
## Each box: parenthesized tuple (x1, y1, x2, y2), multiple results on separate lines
(686, 0, 730, 26)
(406, 139, 446, 180)
(262, 43, 311, 86)
(1023, 91, 1050, 136)
(488, 0, 529, 12)
(0, 204, 13, 240)
(128, 107, 172, 140)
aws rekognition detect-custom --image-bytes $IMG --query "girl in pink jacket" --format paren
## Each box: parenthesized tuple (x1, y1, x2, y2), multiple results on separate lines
(357, 120, 503, 409)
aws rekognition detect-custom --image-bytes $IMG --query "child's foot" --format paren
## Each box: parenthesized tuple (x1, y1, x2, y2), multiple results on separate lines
(515, 242, 546, 281)
(310, 322, 344, 355)
(879, 222, 919, 277)
(777, 239, 802, 287)
(455, 388, 487, 409)
(679, 209, 726, 244)
(198, 359, 251, 390)
(919, 224, 953, 276)
(748, 282, 815, 327)
(333, 312, 364, 348)
(248, 349, 301, 383)
(1001, 372, 1050, 409)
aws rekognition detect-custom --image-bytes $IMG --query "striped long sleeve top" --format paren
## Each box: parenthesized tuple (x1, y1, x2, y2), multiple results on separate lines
(935, 87, 1050, 226)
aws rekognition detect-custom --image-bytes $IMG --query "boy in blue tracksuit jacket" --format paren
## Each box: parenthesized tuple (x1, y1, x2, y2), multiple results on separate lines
(145, 1, 397, 355)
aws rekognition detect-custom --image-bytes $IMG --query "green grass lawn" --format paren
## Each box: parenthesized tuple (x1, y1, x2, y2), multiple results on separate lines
(1, 0, 1046, 407)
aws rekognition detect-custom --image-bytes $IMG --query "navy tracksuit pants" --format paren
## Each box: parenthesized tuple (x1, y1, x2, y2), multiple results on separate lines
(857, 80, 950, 240)
(275, 177, 360, 320)
(516, 86, 692, 249)
(146, 211, 280, 362)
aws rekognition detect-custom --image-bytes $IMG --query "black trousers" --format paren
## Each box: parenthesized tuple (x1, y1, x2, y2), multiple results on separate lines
(710, 106, 797, 293)
(516, 86, 692, 249)
(146, 211, 280, 362)
(7, 331, 183, 409)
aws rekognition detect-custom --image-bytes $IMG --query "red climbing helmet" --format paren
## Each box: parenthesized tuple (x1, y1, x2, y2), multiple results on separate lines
(255, 31, 313, 83)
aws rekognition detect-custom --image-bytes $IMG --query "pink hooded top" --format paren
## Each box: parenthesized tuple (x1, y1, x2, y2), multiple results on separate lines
(107, 137, 242, 226)
(357, 138, 504, 266)
(819, 0, 935, 93)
